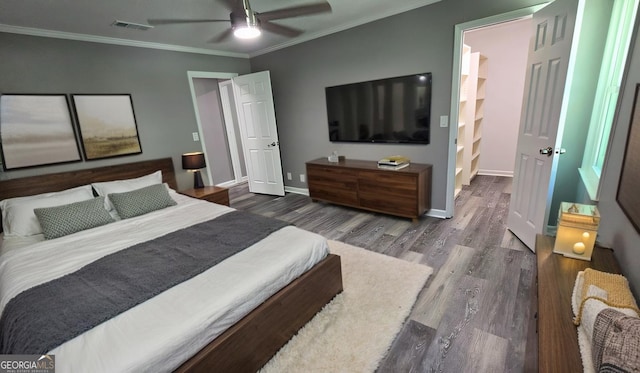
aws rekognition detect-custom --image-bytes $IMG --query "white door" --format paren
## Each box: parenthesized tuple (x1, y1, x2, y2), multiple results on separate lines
(507, 0, 580, 250)
(232, 71, 285, 196)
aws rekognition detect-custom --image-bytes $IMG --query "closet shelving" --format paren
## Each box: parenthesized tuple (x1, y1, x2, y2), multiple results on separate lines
(455, 44, 471, 197)
(456, 44, 487, 196)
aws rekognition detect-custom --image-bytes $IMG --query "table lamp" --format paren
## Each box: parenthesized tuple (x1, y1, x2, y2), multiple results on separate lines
(182, 152, 206, 189)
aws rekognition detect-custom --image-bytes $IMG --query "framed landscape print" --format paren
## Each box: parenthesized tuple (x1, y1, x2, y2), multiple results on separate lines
(72, 94, 142, 160)
(617, 83, 640, 233)
(0, 94, 82, 170)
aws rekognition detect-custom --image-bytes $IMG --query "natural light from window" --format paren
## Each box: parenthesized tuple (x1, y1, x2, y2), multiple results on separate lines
(579, 0, 639, 200)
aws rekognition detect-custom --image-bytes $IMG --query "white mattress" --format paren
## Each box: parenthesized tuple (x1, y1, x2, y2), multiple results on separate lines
(0, 192, 328, 373)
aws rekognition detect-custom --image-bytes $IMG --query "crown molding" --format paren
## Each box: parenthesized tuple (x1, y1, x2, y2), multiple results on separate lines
(0, 24, 250, 59)
(250, 0, 441, 57)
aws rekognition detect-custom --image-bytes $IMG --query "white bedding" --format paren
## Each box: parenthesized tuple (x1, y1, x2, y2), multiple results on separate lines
(0, 192, 328, 373)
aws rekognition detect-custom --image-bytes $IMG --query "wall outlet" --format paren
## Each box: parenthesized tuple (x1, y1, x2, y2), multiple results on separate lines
(287, 172, 292, 180)
(440, 115, 449, 128)
(300, 174, 306, 183)
(192, 132, 200, 141)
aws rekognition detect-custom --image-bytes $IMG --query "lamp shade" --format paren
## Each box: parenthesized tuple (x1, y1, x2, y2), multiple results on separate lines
(182, 152, 206, 170)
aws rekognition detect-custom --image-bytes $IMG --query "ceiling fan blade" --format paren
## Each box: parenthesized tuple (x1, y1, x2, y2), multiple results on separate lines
(257, 2, 332, 21)
(147, 18, 228, 26)
(208, 29, 234, 43)
(260, 21, 303, 37)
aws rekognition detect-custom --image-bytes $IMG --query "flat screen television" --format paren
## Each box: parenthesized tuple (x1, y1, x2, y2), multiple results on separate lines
(325, 72, 431, 144)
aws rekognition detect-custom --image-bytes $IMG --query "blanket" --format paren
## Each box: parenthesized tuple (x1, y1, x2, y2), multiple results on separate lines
(0, 210, 288, 354)
(574, 268, 639, 326)
(592, 308, 640, 372)
(572, 270, 640, 372)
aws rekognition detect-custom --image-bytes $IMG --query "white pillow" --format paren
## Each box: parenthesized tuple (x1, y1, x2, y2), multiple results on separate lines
(0, 185, 94, 237)
(92, 171, 163, 211)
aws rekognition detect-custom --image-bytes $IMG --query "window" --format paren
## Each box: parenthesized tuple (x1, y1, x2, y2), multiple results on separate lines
(579, 0, 639, 200)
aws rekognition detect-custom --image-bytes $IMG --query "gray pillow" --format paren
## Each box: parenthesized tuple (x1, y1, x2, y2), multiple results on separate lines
(34, 196, 115, 240)
(108, 183, 177, 219)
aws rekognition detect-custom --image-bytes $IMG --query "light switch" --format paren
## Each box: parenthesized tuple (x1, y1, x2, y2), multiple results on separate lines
(440, 115, 448, 128)
(192, 132, 200, 141)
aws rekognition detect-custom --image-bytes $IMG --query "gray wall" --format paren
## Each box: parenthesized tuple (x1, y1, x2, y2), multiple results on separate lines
(597, 15, 640, 296)
(0, 33, 250, 190)
(250, 0, 544, 211)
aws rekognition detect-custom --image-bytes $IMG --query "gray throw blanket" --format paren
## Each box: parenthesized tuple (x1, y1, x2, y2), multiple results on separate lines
(592, 307, 640, 372)
(0, 210, 289, 354)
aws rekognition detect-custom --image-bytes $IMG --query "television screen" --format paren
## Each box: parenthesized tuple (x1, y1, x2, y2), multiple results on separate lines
(325, 72, 431, 144)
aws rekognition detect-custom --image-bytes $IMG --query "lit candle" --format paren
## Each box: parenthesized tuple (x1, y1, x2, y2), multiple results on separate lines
(582, 232, 590, 240)
(573, 242, 586, 255)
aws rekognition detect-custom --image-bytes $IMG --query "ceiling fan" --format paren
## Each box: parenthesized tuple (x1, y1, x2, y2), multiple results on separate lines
(147, 0, 332, 42)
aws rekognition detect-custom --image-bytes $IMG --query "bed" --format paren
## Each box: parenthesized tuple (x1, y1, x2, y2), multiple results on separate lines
(0, 158, 343, 372)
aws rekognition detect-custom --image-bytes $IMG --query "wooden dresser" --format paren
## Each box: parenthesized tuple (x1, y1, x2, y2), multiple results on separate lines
(305, 158, 431, 221)
(536, 234, 621, 372)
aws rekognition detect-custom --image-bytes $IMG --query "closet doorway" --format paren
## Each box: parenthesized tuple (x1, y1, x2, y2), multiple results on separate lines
(456, 18, 532, 193)
(447, 6, 542, 216)
(187, 71, 247, 187)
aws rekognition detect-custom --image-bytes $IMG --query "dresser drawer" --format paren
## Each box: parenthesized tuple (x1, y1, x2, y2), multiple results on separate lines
(307, 165, 358, 188)
(308, 184, 359, 206)
(358, 171, 418, 196)
(180, 186, 230, 207)
(202, 191, 230, 206)
(359, 191, 417, 217)
(307, 164, 359, 205)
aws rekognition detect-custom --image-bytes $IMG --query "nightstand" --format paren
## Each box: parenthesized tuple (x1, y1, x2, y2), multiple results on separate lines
(180, 186, 230, 206)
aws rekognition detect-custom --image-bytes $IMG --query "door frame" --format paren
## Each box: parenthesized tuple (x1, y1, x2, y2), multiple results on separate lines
(187, 71, 239, 187)
(445, 4, 549, 218)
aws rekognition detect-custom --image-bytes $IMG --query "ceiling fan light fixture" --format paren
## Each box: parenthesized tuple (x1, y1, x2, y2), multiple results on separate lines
(234, 25, 261, 39)
(232, 4, 261, 40)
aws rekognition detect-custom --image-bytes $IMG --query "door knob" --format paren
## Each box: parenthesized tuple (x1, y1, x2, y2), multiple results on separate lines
(539, 147, 566, 156)
(267, 141, 279, 147)
(540, 147, 553, 156)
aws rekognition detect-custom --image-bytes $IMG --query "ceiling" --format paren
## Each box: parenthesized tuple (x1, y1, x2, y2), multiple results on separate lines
(0, 0, 441, 58)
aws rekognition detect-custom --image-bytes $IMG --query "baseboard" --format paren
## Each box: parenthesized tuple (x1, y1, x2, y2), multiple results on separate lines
(286, 187, 447, 219)
(477, 169, 514, 177)
(285, 186, 310, 196)
(425, 209, 448, 219)
(217, 180, 239, 188)
(546, 225, 558, 237)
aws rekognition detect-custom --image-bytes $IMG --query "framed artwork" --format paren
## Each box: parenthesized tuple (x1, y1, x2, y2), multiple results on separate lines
(0, 94, 82, 170)
(72, 94, 142, 160)
(617, 83, 640, 233)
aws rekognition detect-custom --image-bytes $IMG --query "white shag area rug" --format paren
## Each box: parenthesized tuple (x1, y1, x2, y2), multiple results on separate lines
(260, 240, 433, 373)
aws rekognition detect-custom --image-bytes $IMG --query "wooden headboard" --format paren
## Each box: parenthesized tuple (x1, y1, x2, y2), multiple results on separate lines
(0, 158, 177, 203)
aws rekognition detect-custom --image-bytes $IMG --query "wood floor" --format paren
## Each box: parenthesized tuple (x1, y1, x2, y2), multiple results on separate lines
(228, 175, 537, 373)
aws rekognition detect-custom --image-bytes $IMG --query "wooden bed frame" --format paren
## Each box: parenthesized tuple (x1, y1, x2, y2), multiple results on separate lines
(0, 158, 343, 372)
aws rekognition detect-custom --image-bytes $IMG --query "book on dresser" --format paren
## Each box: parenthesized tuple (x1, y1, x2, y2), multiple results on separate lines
(378, 155, 410, 166)
(377, 155, 410, 170)
(377, 163, 410, 170)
